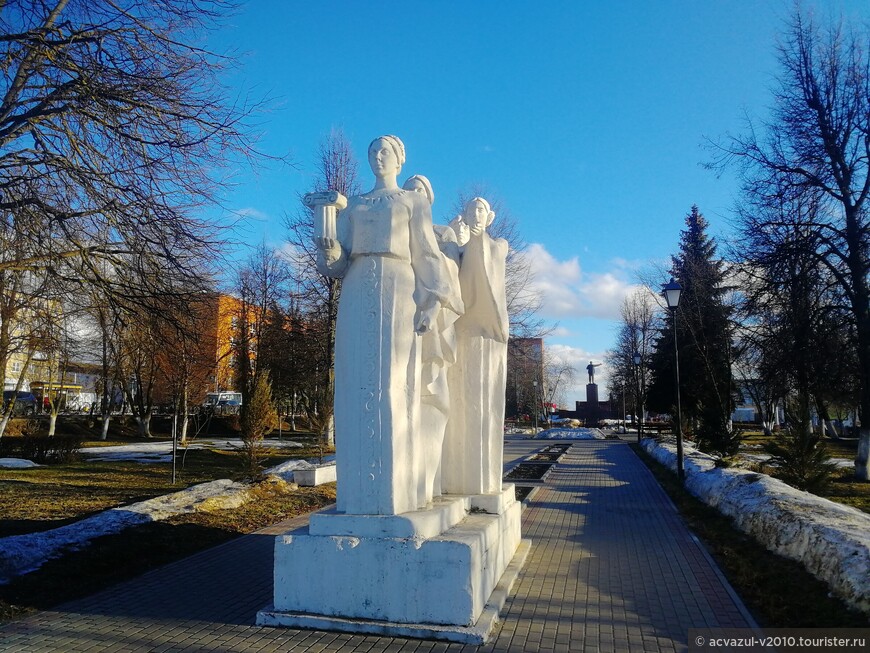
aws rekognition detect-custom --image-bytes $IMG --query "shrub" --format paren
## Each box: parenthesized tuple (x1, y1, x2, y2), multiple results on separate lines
(15, 432, 82, 464)
(764, 418, 837, 493)
(697, 407, 742, 456)
(239, 374, 277, 478)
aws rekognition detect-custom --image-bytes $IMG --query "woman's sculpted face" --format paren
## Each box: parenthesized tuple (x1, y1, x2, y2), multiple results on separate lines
(464, 199, 489, 232)
(369, 138, 401, 177)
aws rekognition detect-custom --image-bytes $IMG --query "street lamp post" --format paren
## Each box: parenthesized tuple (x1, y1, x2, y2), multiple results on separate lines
(621, 380, 626, 433)
(533, 380, 539, 432)
(633, 351, 643, 443)
(662, 278, 685, 480)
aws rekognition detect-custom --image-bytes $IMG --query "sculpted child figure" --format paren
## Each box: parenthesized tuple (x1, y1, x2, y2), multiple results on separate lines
(442, 197, 509, 496)
(314, 136, 454, 515)
(402, 174, 463, 501)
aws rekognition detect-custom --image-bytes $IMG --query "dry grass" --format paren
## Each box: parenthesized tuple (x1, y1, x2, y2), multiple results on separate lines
(0, 442, 332, 537)
(630, 443, 868, 627)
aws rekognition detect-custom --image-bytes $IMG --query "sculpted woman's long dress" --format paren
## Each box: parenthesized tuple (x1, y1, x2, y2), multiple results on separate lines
(324, 189, 450, 515)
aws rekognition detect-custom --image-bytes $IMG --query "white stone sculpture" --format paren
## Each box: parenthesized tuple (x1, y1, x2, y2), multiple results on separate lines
(402, 174, 463, 501)
(442, 197, 509, 496)
(260, 139, 524, 644)
(313, 135, 457, 515)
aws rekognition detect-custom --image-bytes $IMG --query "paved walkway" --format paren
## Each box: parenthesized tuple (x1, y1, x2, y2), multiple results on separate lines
(0, 440, 755, 652)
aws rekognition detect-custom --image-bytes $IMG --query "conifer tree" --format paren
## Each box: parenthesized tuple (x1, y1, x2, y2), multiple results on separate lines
(648, 206, 737, 454)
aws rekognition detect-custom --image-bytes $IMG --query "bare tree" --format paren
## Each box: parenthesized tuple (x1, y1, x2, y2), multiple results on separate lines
(284, 128, 361, 444)
(114, 310, 161, 438)
(156, 295, 215, 445)
(0, 270, 51, 437)
(232, 242, 291, 409)
(606, 289, 658, 428)
(0, 0, 263, 316)
(715, 9, 870, 477)
(542, 351, 577, 411)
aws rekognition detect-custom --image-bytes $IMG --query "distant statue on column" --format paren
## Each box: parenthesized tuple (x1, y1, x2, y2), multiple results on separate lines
(587, 361, 602, 384)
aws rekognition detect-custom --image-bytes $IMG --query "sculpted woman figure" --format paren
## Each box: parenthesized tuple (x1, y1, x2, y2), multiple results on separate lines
(314, 136, 456, 515)
(442, 197, 509, 496)
(402, 174, 463, 502)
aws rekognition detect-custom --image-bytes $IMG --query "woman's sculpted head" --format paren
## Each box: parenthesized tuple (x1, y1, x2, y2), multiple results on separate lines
(368, 135, 405, 178)
(462, 197, 495, 234)
(402, 174, 434, 205)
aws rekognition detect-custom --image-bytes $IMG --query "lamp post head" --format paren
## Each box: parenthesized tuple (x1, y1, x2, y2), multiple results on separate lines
(633, 351, 641, 366)
(662, 278, 682, 309)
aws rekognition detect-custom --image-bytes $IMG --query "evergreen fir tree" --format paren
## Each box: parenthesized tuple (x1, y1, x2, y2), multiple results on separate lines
(648, 206, 737, 454)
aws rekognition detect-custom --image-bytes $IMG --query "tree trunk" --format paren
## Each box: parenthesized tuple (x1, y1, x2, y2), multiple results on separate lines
(136, 413, 152, 439)
(101, 413, 111, 440)
(48, 411, 58, 437)
(179, 386, 189, 445)
(325, 414, 335, 447)
(857, 430, 870, 481)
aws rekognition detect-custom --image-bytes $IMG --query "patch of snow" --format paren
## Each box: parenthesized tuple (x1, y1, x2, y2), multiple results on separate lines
(641, 437, 870, 615)
(505, 427, 536, 435)
(81, 438, 304, 464)
(738, 451, 853, 470)
(0, 458, 40, 469)
(268, 458, 316, 481)
(535, 428, 605, 440)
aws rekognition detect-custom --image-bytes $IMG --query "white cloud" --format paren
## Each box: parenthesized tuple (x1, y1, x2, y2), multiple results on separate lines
(522, 243, 639, 320)
(233, 207, 270, 221)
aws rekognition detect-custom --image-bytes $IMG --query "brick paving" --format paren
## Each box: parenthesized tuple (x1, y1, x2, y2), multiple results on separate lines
(0, 440, 755, 652)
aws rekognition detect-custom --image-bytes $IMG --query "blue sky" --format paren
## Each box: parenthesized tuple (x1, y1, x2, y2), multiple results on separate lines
(207, 0, 869, 406)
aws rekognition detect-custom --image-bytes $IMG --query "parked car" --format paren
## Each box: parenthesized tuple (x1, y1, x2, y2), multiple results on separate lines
(201, 391, 243, 416)
(2, 390, 38, 416)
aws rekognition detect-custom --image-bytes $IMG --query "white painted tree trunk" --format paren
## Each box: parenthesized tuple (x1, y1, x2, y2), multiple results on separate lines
(856, 429, 870, 481)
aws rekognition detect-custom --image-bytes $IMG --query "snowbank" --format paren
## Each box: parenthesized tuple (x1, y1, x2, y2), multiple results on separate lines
(0, 458, 39, 469)
(535, 427, 606, 440)
(641, 437, 870, 614)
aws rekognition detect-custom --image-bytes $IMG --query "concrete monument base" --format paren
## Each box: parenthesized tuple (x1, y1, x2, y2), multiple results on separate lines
(256, 485, 525, 644)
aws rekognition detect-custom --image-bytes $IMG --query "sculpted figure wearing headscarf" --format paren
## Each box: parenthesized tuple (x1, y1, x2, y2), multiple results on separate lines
(402, 174, 463, 502)
(315, 136, 457, 515)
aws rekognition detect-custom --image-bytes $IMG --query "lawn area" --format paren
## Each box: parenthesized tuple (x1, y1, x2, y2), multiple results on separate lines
(0, 436, 333, 537)
(0, 480, 336, 623)
(630, 443, 868, 628)
(734, 429, 869, 515)
(738, 428, 859, 458)
(0, 432, 336, 623)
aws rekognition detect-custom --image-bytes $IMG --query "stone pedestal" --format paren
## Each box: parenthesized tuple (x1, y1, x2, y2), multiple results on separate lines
(257, 485, 527, 644)
(586, 383, 600, 426)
